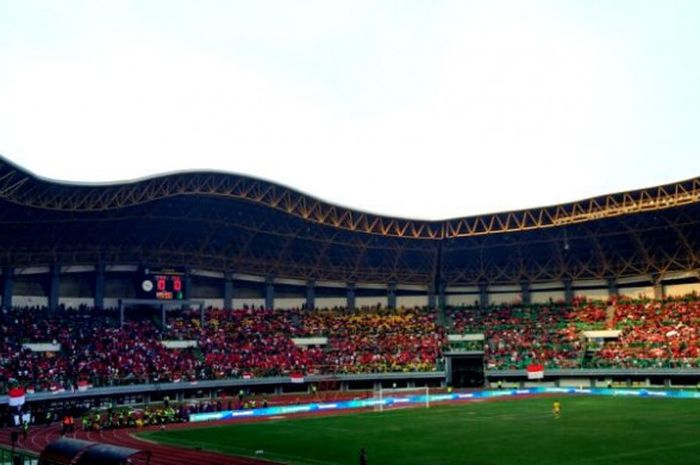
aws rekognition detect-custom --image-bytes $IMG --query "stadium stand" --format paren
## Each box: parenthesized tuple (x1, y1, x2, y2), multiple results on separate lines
(593, 299, 700, 368)
(1, 305, 445, 392)
(4, 297, 700, 394)
(1, 157, 699, 465)
(449, 304, 582, 370)
(450, 296, 700, 370)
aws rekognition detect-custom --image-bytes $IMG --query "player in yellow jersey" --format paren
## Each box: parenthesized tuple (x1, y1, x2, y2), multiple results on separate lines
(552, 400, 561, 419)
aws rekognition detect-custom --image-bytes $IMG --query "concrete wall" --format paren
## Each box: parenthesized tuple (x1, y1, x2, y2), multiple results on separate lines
(59, 274, 93, 298)
(490, 292, 521, 305)
(58, 297, 95, 308)
(446, 294, 479, 307)
(274, 297, 306, 309)
(12, 296, 48, 307)
(105, 277, 136, 298)
(355, 296, 388, 308)
(190, 282, 223, 299)
(13, 280, 46, 297)
(558, 378, 594, 387)
(666, 282, 700, 297)
(531, 290, 564, 304)
(234, 298, 266, 308)
(195, 298, 224, 309)
(6, 267, 700, 310)
(315, 297, 348, 309)
(618, 286, 654, 299)
(104, 298, 121, 310)
(396, 295, 428, 308)
(574, 288, 609, 300)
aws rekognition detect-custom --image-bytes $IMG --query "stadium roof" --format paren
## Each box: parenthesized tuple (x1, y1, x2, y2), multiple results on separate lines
(1, 155, 699, 285)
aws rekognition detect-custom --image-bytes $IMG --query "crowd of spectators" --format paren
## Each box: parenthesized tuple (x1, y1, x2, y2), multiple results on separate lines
(167, 308, 326, 379)
(591, 300, 700, 368)
(0, 306, 201, 392)
(450, 304, 581, 369)
(166, 306, 444, 377)
(1, 305, 443, 392)
(449, 297, 700, 370)
(4, 297, 700, 393)
(0, 396, 239, 431)
(78, 401, 204, 431)
(292, 308, 444, 373)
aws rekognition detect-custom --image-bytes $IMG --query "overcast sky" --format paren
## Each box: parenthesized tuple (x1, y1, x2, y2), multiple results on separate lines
(1, 1, 699, 220)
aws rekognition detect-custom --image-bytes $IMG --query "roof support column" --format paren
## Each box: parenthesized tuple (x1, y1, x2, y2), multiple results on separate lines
(182, 269, 192, 311)
(652, 273, 665, 300)
(438, 282, 447, 310)
(265, 275, 275, 310)
(607, 277, 618, 298)
(520, 280, 531, 305)
(2, 267, 14, 310)
(346, 283, 356, 310)
(387, 282, 397, 310)
(563, 278, 574, 306)
(48, 264, 60, 312)
(94, 263, 105, 310)
(427, 283, 436, 309)
(223, 271, 234, 310)
(183, 270, 192, 300)
(305, 279, 316, 310)
(479, 281, 489, 309)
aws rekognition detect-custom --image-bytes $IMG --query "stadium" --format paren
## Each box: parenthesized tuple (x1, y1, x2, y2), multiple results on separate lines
(1, 154, 700, 465)
(4, 2, 700, 464)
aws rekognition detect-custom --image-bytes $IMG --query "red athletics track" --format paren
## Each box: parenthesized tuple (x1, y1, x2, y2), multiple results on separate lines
(0, 423, 279, 465)
(0, 389, 544, 464)
(0, 391, 378, 465)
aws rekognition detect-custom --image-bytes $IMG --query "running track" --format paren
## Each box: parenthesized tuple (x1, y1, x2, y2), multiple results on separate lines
(0, 391, 374, 465)
(0, 389, 513, 464)
(0, 421, 280, 465)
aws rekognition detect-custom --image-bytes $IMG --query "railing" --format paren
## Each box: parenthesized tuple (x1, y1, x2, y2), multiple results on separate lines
(5, 368, 700, 407)
(0, 371, 446, 405)
(486, 367, 700, 377)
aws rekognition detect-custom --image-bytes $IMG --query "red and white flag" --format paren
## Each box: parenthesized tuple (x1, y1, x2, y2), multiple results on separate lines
(26, 386, 35, 395)
(77, 380, 90, 392)
(8, 387, 26, 407)
(290, 373, 305, 384)
(527, 363, 545, 380)
(243, 372, 253, 380)
(50, 383, 66, 394)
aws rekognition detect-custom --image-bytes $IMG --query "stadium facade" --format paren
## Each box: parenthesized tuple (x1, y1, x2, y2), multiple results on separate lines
(2, 155, 700, 407)
(1, 155, 699, 311)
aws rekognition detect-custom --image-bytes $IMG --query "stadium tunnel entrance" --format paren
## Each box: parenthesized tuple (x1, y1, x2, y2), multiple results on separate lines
(445, 354, 485, 388)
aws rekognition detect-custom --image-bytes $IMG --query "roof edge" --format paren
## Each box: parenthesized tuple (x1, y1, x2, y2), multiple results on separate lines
(1, 154, 698, 239)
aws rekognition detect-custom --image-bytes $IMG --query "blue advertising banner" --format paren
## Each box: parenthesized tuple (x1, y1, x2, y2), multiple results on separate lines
(189, 387, 700, 423)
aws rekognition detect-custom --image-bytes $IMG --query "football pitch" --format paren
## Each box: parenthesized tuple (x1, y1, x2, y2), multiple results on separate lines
(142, 396, 700, 465)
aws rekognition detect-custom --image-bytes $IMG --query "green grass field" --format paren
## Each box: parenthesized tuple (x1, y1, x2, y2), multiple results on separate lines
(142, 396, 700, 465)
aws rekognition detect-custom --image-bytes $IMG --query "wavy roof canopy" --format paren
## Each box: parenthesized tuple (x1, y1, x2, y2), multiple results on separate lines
(1, 156, 699, 285)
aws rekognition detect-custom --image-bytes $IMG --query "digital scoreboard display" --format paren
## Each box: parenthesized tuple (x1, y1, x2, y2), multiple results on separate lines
(139, 267, 186, 300)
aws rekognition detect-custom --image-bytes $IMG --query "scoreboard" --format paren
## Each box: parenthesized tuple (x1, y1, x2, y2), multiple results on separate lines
(139, 267, 186, 300)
